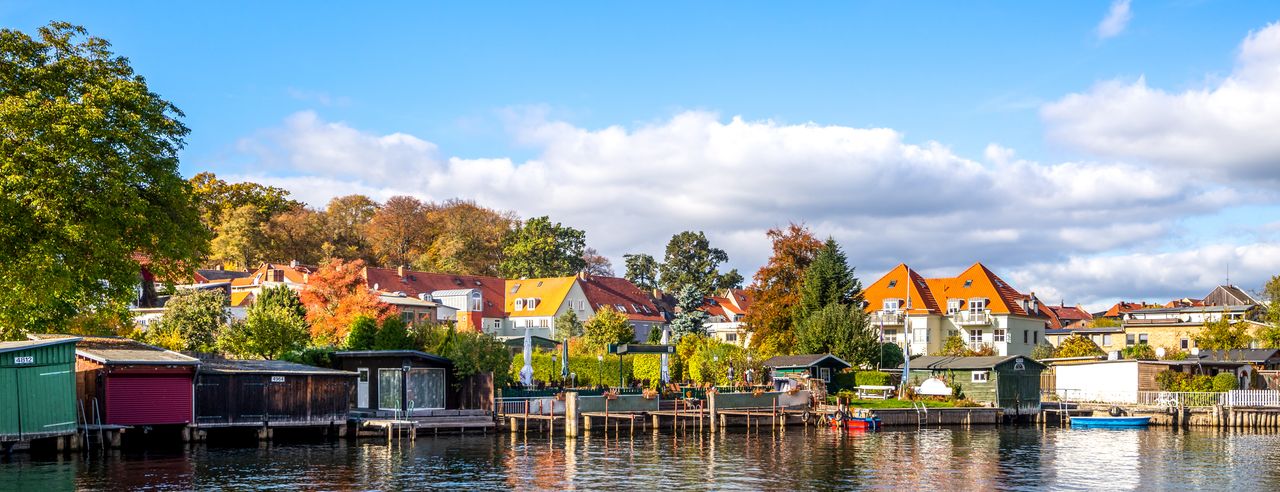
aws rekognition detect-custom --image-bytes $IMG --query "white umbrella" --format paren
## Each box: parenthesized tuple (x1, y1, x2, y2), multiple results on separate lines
(660, 328, 670, 384)
(520, 326, 534, 386)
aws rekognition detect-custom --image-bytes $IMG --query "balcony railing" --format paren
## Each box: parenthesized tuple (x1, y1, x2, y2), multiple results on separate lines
(951, 310, 992, 325)
(870, 310, 905, 325)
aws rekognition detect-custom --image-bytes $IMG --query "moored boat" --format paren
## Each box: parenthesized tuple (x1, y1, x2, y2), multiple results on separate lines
(830, 416, 882, 431)
(1070, 416, 1151, 428)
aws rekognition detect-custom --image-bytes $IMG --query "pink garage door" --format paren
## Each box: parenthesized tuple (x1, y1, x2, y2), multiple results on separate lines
(106, 375, 193, 425)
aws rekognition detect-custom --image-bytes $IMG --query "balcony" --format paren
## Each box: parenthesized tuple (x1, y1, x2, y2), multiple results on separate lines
(870, 310, 905, 325)
(952, 310, 992, 326)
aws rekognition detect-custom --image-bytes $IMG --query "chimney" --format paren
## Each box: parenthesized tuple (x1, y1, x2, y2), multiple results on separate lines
(652, 288, 663, 299)
(578, 271, 588, 281)
(290, 259, 298, 268)
(398, 265, 406, 278)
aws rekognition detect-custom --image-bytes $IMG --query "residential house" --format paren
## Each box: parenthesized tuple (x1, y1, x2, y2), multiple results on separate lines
(361, 266, 507, 333)
(702, 288, 753, 346)
(1093, 301, 1160, 321)
(229, 261, 317, 296)
(504, 273, 665, 341)
(1121, 285, 1266, 353)
(863, 263, 1048, 357)
(1039, 302, 1093, 330)
(192, 267, 252, 285)
(763, 354, 851, 384)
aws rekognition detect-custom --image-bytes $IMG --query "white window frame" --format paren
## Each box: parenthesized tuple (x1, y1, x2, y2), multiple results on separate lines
(883, 299, 902, 312)
(947, 299, 963, 314)
(514, 298, 525, 311)
(819, 367, 832, 383)
(968, 298, 987, 314)
(470, 292, 482, 312)
(969, 329, 984, 343)
(993, 329, 1006, 342)
(971, 371, 989, 382)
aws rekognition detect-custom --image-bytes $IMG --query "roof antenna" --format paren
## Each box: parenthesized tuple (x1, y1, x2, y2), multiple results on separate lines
(1226, 260, 1230, 287)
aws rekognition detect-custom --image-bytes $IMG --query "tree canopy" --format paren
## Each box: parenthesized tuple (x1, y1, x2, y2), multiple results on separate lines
(499, 216, 586, 278)
(582, 306, 634, 351)
(670, 285, 708, 341)
(0, 22, 208, 337)
(623, 253, 660, 291)
(147, 289, 228, 352)
(659, 231, 735, 294)
(795, 238, 861, 323)
(1195, 318, 1253, 351)
(1055, 334, 1106, 358)
(299, 258, 391, 345)
(743, 223, 824, 357)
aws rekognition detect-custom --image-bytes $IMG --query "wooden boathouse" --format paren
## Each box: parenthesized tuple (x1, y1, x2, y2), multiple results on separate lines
(902, 355, 1044, 418)
(0, 338, 80, 452)
(333, 350, 453, 415)
(58, 336, 201, 427)
(193, 359, 356, 434)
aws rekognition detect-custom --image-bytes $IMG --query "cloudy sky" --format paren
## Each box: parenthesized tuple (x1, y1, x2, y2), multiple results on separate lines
(9, 1, 1280, 310)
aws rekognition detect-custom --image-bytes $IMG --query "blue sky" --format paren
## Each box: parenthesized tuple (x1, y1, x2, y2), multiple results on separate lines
(7, 1, 1280, 308)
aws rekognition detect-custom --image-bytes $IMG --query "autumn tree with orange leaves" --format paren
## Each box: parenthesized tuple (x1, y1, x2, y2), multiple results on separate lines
(744, 223, 824, 358)
(300, 258, 392, 345)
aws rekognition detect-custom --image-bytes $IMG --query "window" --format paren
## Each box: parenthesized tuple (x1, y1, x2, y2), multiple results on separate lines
(1033, 331, 1038, 344)
(527, 298, 538, 309)
(947, 299, 962, 314)
(970, 330, 983, 343)
(492, 319, 501, 330)
(401, 312, 414, 324)
(888, 280, 898, 288)
(964, 279, 973, 288)
(1126, 334, 1135, 346)
(510, 284, 521, 294)
(1023, 330, 1029, 344)
(968, 298, 987, 313)
(539, 319, 549, 328)
(470, 292, 482, 311)
(1102, 334, 1112, 346)
(993, 329, 1006, 342)
(913, 328, 928, 343)
(616, 304, 628, 313)
(1181, 338, 1189, 350)
(725, 333, 737, 342)
(883, 299, 902, 312)
(819, 367, 832, 382)
(1139, 333, 1149, 344)
(884, 328, 898, 340)
(972, 371, 989, 382)
(514, 298, 525, 311)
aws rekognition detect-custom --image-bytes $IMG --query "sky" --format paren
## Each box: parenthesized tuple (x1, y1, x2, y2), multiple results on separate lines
(6, 1, 1280, 310)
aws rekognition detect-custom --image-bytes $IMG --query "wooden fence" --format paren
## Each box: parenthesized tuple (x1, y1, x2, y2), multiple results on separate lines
(1225, 390, 1280, 407)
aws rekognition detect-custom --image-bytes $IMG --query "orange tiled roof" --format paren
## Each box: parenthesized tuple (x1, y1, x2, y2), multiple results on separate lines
(863, 262, 1041, 317)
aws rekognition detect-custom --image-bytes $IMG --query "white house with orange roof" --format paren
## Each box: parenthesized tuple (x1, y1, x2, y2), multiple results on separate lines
(862, 263, 1047, 357)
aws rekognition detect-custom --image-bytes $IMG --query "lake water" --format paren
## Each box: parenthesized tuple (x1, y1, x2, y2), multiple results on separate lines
(5, 426, 1280, 491)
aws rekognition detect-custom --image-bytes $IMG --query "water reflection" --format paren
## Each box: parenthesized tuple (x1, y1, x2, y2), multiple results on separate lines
(3, 426, 1280, 491)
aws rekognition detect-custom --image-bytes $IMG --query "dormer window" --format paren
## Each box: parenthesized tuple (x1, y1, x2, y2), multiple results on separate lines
(947, 299, 962, 314)
(514, 298, 525, 311)
(616, 304, 628, 313)
(883, 299, 902, 312)
(526, 298, 538, 309)
(969, 298, 987, 313)
(964, 280, 973, 288)
(510, 284, 521, 294)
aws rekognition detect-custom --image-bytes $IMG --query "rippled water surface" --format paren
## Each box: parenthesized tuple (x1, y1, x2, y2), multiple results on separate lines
(5, 426, 1280, 491)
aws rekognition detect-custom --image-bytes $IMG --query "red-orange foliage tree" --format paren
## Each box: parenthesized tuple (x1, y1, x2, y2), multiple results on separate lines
(744, 223, 824, 358)
(300, 258, 391, 345)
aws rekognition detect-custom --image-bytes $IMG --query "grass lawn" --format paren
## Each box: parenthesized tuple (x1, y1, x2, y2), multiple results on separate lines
(842, 398, 957, 409)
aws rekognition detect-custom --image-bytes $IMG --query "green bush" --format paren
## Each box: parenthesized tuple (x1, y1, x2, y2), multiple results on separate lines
(1213, 372, 1239, 392)
(280, 346, 336, 368)
(829, 371, 858, 392)
(854, 371, 894, 387)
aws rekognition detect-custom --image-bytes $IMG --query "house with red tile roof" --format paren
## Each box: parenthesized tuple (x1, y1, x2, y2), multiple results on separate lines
(1038, 302, 1093, 330)
(361, 266, 506, 333)
(701, 288, 753, 346)
(862, 263, 1047, 357)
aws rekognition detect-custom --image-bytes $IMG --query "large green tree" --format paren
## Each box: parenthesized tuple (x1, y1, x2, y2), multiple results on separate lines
(794, 303, 877, 365)
(0, 23, 209, 338)
(623, 253, 660, 291)
(658, 231, 732, 294)
(1195, 318, 1253, 351)
(322, 194, 378, 262)
(219, 302, 308, 359)
(367, 195, 430, 268)
(209, 204, 267, 270)
(794, 238, 862, 324)
(582, 306, 634, 351)
(414, 199, 515, 276)
(498, 216, 586, 278)
(189, 172, 298, 231)
(744, 224, 824, 357)
(147, 289, 228, 352)
(554, 309, 583, 342)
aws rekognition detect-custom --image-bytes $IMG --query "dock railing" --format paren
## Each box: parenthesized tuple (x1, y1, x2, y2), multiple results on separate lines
(1225, 390, 1280, 407)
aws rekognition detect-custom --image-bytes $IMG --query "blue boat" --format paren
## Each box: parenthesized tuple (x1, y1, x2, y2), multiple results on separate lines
(1070, 416, 1151, 428)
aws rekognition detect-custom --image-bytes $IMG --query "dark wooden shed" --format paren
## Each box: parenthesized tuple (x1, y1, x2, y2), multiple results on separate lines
(764, 354, 852, 383)
(1, 338, 80, 445)
(332, 350, 454, 416)
(194, 359, 357, 428)
(48, 336, 201, 427)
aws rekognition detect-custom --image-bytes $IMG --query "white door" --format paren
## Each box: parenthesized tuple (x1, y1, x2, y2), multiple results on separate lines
(357, 368, 369, 408)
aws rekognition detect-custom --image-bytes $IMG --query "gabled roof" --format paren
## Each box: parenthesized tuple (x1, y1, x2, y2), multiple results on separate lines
(864, 262, 1040, 317)
(31, 335, 200, 365)
(763, 354, 851, 369)
(332, 350, 452, 365)
(1100, 301, 1159, 318)
(1040, 302, 1093, 330)
(902, 355, 1045, 371)
(231, 262, 316, 288)
(195, 268, 252, 283)
(361, 267, 506, 319)
(578, 275, 665, 322)
(505, 277, 578, 317)
(1204, 285, 1259, 306)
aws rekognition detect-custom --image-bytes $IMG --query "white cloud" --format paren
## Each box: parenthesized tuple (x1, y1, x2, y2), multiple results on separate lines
(1044, 21, 1280, 181)
(1007, 243, 1280, 311)
(232, 109, 1249, 306)
(1096, 0, 1132, 40)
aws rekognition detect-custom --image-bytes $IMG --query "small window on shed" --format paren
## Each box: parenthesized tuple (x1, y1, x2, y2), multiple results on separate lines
(819, 367, 832, 382)
(972, 371, 990, 382)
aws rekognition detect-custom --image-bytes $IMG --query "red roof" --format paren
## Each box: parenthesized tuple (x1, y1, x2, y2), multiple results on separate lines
(1039, 303, 1093, 330)
(1101, 301, 1158, 318)
(362, 267, 507, 319)
(578, 276, 665, 323)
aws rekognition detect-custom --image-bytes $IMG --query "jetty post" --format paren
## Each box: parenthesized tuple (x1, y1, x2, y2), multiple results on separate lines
(565, 392, 580, 438)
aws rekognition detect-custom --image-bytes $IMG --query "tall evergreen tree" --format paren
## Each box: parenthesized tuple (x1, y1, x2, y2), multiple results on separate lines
(659, 231, 730, 294)
(670, 285, 708, 341)
(794, 238, 862, 325)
